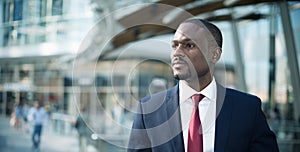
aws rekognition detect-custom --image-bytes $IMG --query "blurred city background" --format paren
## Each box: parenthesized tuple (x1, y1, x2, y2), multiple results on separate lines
(0, 0, 300, 152)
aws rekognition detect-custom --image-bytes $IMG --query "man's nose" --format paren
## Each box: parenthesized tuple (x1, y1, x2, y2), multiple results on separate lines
(172, 45, 185, 57)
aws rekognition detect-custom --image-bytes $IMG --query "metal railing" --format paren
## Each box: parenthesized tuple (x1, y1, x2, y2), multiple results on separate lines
(271, 120, 300, 152)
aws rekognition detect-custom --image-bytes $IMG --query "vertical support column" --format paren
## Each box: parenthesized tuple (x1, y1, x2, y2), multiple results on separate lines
(13, 65, 20, 82)
(269, 4, 277, 109)
(46, 0, 52, 16)
(43, 70, 49, 107)
(13, 65, 20, 104)
(28, 65, 34, 102)
(2, 91, 7, 116)
(89, 86, 97, 129)
(0, 0, 4, 46)
(230, 20, 247, 92)
(279, 2, 300, 121)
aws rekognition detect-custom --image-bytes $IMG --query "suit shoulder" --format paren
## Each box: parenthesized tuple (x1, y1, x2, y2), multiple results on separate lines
(139, 86, 177, 103)
(226, 88, 260, 100)
(225, 88, 262, 106)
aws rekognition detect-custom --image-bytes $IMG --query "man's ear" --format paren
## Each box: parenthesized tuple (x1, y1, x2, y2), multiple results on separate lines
(212, 47, 222, 63)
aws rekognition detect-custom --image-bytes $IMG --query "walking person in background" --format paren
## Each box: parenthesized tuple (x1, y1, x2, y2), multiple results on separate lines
(10, 101, 23, 132)
(72, 107, 89, 152)
(22, 102, 30, 133)
(28, 101, 48, 151)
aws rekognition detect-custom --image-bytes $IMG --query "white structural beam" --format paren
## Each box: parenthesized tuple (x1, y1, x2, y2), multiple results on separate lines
(279, 1, 300, 121)
(230, 20, 247, 92)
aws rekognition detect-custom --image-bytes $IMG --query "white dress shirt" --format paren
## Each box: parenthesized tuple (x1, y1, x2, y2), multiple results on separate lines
(179, 78, 217, 152)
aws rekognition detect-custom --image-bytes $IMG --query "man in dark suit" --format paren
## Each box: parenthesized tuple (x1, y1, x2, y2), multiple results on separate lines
(127, 19, 279, 152)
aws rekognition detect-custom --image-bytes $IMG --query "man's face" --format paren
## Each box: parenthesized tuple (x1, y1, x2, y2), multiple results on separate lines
(171, 22, 212, 81)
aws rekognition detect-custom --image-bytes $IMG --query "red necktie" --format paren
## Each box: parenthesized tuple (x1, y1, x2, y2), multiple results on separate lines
(188, 94, 205, 152)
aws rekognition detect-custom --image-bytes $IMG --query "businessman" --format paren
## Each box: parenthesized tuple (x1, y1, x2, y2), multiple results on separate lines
(127, 19, 279, 152)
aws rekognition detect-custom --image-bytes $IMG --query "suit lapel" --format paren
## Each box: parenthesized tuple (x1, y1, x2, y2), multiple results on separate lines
(214, 85, 233, 152)
(166, 85, 180, 125)
(166, 85, 185, 151)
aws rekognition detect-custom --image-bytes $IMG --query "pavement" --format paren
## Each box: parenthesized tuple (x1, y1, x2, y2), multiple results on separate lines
(0, 116, 82, 152)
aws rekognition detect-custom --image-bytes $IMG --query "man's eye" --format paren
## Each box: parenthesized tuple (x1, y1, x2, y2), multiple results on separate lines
(171, 43, 178, 49)
(185, 43, 195, 49)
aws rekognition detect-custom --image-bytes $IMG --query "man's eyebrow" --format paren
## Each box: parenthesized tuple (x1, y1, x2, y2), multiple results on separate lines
(172, 38, 193, 43)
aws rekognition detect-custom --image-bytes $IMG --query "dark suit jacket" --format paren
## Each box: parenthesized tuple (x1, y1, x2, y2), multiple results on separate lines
(128, 84, 279, 152)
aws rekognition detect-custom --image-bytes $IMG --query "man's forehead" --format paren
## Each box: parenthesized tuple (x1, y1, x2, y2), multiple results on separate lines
(172, 34, 191, 42)
(174, 22, 207, 41)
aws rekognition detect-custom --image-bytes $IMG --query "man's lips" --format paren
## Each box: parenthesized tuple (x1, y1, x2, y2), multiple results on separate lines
(172, 60, 187, 68)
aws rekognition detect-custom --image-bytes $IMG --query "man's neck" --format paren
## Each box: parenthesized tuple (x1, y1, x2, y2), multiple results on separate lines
(183, 75, 212, 92)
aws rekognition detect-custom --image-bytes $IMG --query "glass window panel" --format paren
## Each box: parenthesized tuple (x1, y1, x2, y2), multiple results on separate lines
(52, 0, 63, 16)
(238, 19, 270, 101)
(39, 0, 47, 17)
(216, 21, 236, 65)
(13, 0, 23, 21)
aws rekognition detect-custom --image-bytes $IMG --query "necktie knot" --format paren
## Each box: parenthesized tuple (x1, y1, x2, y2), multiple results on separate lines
(192, 94, 205, 107)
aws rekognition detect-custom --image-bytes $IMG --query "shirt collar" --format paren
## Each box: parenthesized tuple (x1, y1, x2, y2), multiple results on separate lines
(179, 78, 217, 103)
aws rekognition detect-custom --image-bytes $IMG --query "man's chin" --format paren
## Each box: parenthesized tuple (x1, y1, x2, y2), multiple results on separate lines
(173, 73, 189, 80)
(174, 74, 180, 80)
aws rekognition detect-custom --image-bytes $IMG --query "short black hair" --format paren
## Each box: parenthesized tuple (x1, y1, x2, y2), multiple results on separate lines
(183, 19, 223, 48)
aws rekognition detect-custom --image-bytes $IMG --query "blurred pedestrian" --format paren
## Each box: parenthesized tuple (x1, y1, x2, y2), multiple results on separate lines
(72, 107, 89, 152)
(111, 95, 124, 132)
(10, 101, 23, 132)
(28, 101, 48, 151)
(22, 102, 30, 133)
(269, 105, 281, 134)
